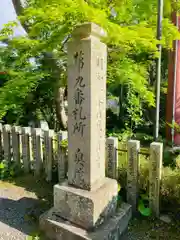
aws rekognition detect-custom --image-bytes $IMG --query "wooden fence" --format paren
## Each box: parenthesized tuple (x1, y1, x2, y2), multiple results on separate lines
(0, 124, 68, 182)
(0, 124, 163, 217)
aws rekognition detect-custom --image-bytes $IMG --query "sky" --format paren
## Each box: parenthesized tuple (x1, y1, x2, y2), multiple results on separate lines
(0, 0, 25, 36)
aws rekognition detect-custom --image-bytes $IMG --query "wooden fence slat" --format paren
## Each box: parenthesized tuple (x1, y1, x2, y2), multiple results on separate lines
(57, 131, 68, 182)
(31, 128, 43, 176)
(149, 142, 163, 218)
(127, 140, 140, 214)
(3, 124, 11, 163)
(0, 123, 3, 160)
(22, 127, 31, 173)
(44, 130, 54, 182)
(12, 126, 22, 166)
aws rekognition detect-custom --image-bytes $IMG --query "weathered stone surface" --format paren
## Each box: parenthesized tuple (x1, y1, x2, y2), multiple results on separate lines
(44, 129, 54, 181)
(12, 126, 22, 165)
(53, 178, 118, 230)
(39, 22, 132, 239)
(149, 142, 163, 218)
(57, 131, 68, 182)
(39, 203, 132, 240)
(72, 22, 107, 39)
(21, 127, 31, 173)
(127, 140, 140, 214)
(3, 124, 11, 162)
(31, 128, 43, 176)
(160, 214, 171, 224)
(67, 22, 107, 191)
(106, 137, 118, 179)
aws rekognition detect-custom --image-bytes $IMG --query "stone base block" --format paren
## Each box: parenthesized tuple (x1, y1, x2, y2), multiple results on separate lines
(39, 202, 132, 240)
(53, 178, 118, 230)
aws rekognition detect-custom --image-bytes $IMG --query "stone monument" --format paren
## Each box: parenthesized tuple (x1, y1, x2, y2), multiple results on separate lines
(40, 22, 131, 240)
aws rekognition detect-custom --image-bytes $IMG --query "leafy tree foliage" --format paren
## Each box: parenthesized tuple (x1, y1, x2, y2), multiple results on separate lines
(0, 0, 179, 133)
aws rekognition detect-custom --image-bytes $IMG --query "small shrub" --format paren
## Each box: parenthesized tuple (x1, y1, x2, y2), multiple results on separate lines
(176, 154, 180, 169)
(0, 160, 23, 180)
(118, 154, 180, 212)
(163, 149, 177, 168)
(161, 167, 180, 206)
(139, 156, 149, 192)
(0, 160, 9, 180)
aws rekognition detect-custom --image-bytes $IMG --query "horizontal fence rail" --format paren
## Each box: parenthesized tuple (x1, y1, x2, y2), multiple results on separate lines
(116, 148, 150, 156)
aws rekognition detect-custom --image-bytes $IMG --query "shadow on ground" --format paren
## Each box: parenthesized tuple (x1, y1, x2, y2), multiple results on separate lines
(128, 217, 180, 240)
(4, 173, 54, 204)
(1, 174, 180, 240)
(0, 197, 47, 236)
(0, 174, 54, 239)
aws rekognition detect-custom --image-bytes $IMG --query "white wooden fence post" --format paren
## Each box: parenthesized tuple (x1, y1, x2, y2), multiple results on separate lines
(3, 124, 11, 163)
(44, 129, 54, 182)
(22, 127, 31, 173)
(57, 131, 68, 182)
(0, 123, 3, 160)
(127, 140, 140, 214)
(12, 126, 22, 166)
(149, 142, 163, 218)
(106, 137, 119, 179)
(31, 128, 43, 176)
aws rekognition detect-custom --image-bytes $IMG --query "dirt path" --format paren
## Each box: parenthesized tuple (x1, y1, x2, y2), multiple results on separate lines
(0, 175, 179, 240)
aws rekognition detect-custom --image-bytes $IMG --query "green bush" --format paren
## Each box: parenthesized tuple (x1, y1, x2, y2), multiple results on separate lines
(118, 151, 180, 211)
(161, 167, 180, 208)
(139, 157, 180, 208)
(163, 149, 177, 168)
(0, 160, 23, 180)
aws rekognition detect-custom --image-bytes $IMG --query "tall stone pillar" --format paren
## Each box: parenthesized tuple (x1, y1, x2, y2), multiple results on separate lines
(67, 23, 107, 190)
(40, 23, 131, 240)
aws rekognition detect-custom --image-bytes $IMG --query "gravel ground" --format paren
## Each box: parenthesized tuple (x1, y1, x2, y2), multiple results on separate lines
(0, 176, 52, 240)
(0, 176, 179, 240)
(0, 181, 42, 240)
(128, 218, 180, 240)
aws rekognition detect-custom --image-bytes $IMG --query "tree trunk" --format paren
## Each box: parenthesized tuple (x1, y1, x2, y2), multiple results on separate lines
(12, 0, 24, 15)
(55, 87, 68, 130)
